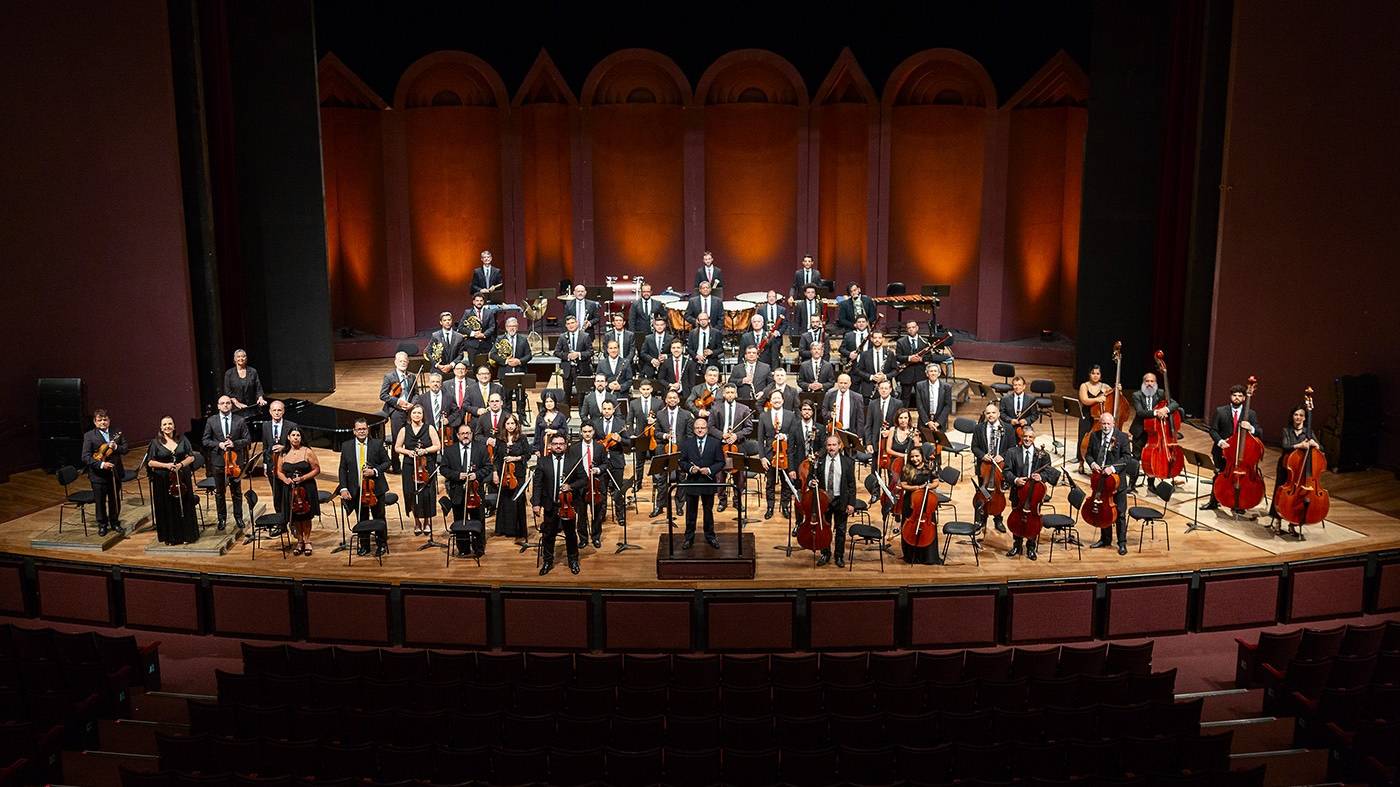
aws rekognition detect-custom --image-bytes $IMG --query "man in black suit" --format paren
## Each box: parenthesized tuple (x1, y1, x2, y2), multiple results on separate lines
(413, 372, 457, 447)
(639, 316, 672, 380)
(591, 400, 631, 532)
(603, 313, 635, 367)
(1202, 383, 1261, 512)
(430, 311, 465, 375)
(852, 332, 898, 399)
(840, 315, 873, 368)
(760, 368, 799, 414)
(579, 374, 619, 422)
(336, 418, 392, 556)
(836, 282, 876, 332)
(629, 380, 663, 491)
(445, 363, 474, 431)
(758, 389, 806, 520)
(970, 403, 1015, 534)
(1005, 426, 1054, 560)
(565, 284, 600, 336)
(821, 374, 866, 437)
(710, 384, 754, 513)
(569, 423, 613, 550)
(687, 312, 722, 369)
(798, 342, 836, 393)
(814, 433, 857, 567)
(260, 400, 298, 513)
(458, 293, 496, 363)
(474, 393, 509, 441)
(912, 363, 954, 437)
(81, 408, 129, 536)
(438, 423, 487, 554)
(756, 291, 787, 343)
(651, 389, 694, 517)
(687, 366, 724, 419)
(658, 339, 695, 397)
(554, 315, 594, 397)
(629, 282, 665, 347)
(202, 395, 251, 531)
(531, 433, 580, 575)
(1129, 371, 1181, 456)
(680, 416, 725, 549)
(462, 365, 503, 422)
(1086, 412, 1134, 553)
(797, 320, 828, 364)
(598, 337, 633, 398)
(793, 284, 825, 338)
(738, 313, 783, 372)
(791, 254, 820, 299)
(491, 317, 533, 372)
(469, 249, 503, 296)
(998, 376, 1040, 433)
(729, 345, 774, 402)
(378, 352, 417, 471)
(895, 321, 948, 389)
(693, 250, 722, 292)
(865, 380, 903, 455)
(685, 281, 724, 327)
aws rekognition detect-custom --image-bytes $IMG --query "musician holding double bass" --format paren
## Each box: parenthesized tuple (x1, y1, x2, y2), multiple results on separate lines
(82, 409, 129, 537)
(1201, 384, 1261, 513)
(1087, 413, 1133, 554)
(1129, 372, 1180, 460)
(1005, 427, 1053, 561)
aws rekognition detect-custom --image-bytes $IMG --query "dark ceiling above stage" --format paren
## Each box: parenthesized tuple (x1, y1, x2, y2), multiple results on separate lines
(315, 0, 1093, 104)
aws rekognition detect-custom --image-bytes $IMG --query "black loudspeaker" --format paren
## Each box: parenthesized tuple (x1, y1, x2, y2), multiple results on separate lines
(37, 377, 85, 473)
(1320, 374, 1380, 473)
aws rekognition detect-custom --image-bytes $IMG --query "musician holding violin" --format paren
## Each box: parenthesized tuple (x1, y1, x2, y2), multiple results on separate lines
(970, 403, 1015, 535)
(1201, 383, 1263, 514)
(202, 396, 250, 532)
(898, 444, 941, 565)
(568, 423, 611, 552)
(680, 416, 726, 550)
(759, 389, 805, 521)
(531, 433, 580, 575)
(275, 427, 320, 556)
(710, 384, 754, 513)
(395, 403, 442, 539)
(439, 422, 488, 554)
(999, 376, 1041, 436)
(687, 366, 723, 419)
(1005, 427, 1053, 560)
(865, 380, 905, 457)
(379, 351, 417, 473)
(146, 415, 198, 545)
(336, 418, 391, 557)
(494, 413, 531, 544)
(760, 368, 799, 413)
(1086, 412, 1133, 554)
(591, 400, 632, 536)
(628, 381, 663, 493)
(814, 434, 858, 568)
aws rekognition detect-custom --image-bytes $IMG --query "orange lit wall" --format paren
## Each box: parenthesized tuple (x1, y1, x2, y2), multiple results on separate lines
(1003, 107, 1070, 339)
(518, 103, 573, 291)
(704, 104, 800, 288)
(404, 106, 504, 326)
(589, 104, 685, 286)
(887, 105, 986, 330)
(1059, 109, 1086, 337)
(321, 105, 388, 335)
(815, 103, 870, 287)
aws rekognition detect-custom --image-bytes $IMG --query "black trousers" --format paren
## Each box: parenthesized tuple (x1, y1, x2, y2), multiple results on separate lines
(266, 464, 286, 513)
(684, 493, 716, 537)
(578, 495, 607, 541)
(765, 469, 794, 504)
(1094, 488, 1130, 545)
(824, 505, 850, 556)
(213, 472, 244, 522)
(92, 478, 120, 527)
(541, 513, 579, 560)
(387, 409, 409, 466)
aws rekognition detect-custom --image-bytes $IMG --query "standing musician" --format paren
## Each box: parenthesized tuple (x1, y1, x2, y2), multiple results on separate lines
(275, 428, 320, 556)
(531, 433, 580, 575)
(463, 365, 503, 422)
(758, 388, 805, 520)
(1087, 412, 1133, 554)
(757, 290, 787, 343)
(815, 434, 857, 568)
(822, 373, 866, 437)
(693, 249, 722, 292)
(491, 317, 533, 372)
(1201, 384, 1261, 513)
(146, 415, 199, 546)
(592, 399, 632, 530)
(799, 341, 837, 392)
(82, 409, 129, 536)
(651, 389, 694, 518)
(470, 249, 503, 296)
(687, 366, 723, 419)
(999, 376, 1041, 433)
(458, 293, 496, 362)
(604, 313, 636, 367)
(1005, 426, 1053, 561)
(568, 423, 611, 550)
(629, 380, 663, 494)
(793, 284, 825, 339)
(395, 404, 442, 539)
(554, 314, 594, 396)
(474, 392, 508, 441)
(446, 362, 474, 430)
(686, 281, 724, 327)
(1130, 371, 1181, 461)
(1076, 364, 1112, 447)
(224, 349, 267, 411)
(202, 396, 250, 532)
(429, 311, 465, 375)
(534, 392, 569, 455)
(840, 315, 872, 368)
(439, 422, 487, 548)
(336, 418, 391, 557)
(895, 320, 941, 389)
(640, 315, 673, 380)
(898, 444, 941, 565)
(729, 345, 774, 402)
(680, 416, 725, 550)
(629, 282, 665, 353)
(912, 363, 953, 437)
(791, 253, 821, 300)
(259, 400, 298, 513)
(864, 379, 904, 456)
(761, 367, 799, 413)
(566, 284, 600, 336)
(796, 400, 821, 458)
(658, 339, 695, 395)
(579, 373, 619, 422)
(1269, 402, 1321, 537)
(414, 373, 457, 451)
(853, 331, 897, 400)
(492, 413, 531, 545)
(687, 311, 722, 368)
(710, 383, 754, 513)
(836, 282, 876, 332)
(970, 403, 1015, 535)
(598, 338, 633, 396)
(739, 313, 783, 371)
(378, 351, 417, 471)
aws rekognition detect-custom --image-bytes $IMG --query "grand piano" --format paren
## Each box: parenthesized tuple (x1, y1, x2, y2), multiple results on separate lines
(235, 398, 388, 451)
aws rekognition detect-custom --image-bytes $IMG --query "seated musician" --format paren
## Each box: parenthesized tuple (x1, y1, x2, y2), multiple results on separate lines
(640, 315, 672, 380)
(658, 339, 694, 395)
(840, 315, 872, 367)
(913, 363, 953, 438)
(693, 249, 722, 292)
(836, 282, 876, 332)
(629, 282, 664, 353)
(794, 284, 825, 343)
(687, 366, 723, 419)
(687, 311, 721, 369)
(598, 338, 633, 397)
(999, 376, 1041, 434)
(686, 280, 724, 327)
(336, 418, 390, 557)
(651, 389, 694, 518)
(464, 365, 502, 421)
(430, 311, 464, 375)
(604, 313, 635, 367)
(1201, 384, 1261, 513)
(739, 313, 783, 371)
(438, 422, 488, 556)
(821, 373, 866, 438)
(459, 293, 496, 362)
(761, 367, 799, 413)
(569, 422, 613, 552)
(758, 388, 804, 520)
(791, 253, 820, 299)
(799, 341, 836, 392)
(680, 415, 725, 549)
(971, 403, 1015, 535)
(1005, 426, 1054, 561)
(1087, 412, 1133, 554)
(591, 399, 631, 530)
(709, 383, 753, 514)
(1269, 402, 1321, 538)
(554, 314, 594, 396)
(531, 433, 579, 575)
(815, 434, 857, 568)
(579, 373, 618, 422)
(1129, 371, 1181, 464)
(898, 444, 941, 565)
(470, 249, 503, 296)
(729, 344, 773, 402)
(853, 331, 897, 400)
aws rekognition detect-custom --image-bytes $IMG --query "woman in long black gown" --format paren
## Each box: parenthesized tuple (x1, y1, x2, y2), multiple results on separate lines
(898, 445, 942, 565)
(146, 416, 200, 545)
(276, 428, 321, 555)
(395, 404, 441, 539)
(494, 413, 531, 543)
(534, 393, 569, 454)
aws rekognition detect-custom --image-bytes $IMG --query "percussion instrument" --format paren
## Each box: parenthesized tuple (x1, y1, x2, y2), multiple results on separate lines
(652, 293, 681, 306)
(735, 291, 768, 305)
(603, 275, 643, 303)
(723, 300, 755, 332)
(665, 302, 690, 332)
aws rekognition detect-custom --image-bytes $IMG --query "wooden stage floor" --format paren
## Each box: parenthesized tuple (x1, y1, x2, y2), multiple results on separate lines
(2, 358, 1397, 590)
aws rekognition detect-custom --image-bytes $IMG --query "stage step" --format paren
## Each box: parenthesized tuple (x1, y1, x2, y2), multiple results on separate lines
(1201, 716, 1296, 753)
(1230, 747, 1330, 786)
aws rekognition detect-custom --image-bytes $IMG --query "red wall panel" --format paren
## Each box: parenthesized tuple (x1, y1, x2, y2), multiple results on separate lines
(815, 104, 871, 288)
(910, 592, 997, 647)
(887, 106, 986, 330)
(305, 587, 390, 644)
(590, 104, 685, 287)
(1288, 564, 1365, 622)
(0, 564, 24, 616)
(503, 597, 589, 650)
(124, 575, 200, 632)
(1003, 107, 1070, 340)
(1378, 560, 1400, 612)
(704, 104, 801, 290)
(809, 598, 896, 649)
(402, 591, 489, 648)
(1105, 579, 1190, 638)
(405, 106, 504, 327)
(321, 106, 388, 335)
(36, 567, 111, 624)
(1009, 584, 1095, 643)
(211, 582, 294, 639)
(708, 600, 793, 650)
(1200, 573, 1280, 630)
(604, 598, 691, 651)
(519, 103, 574, 292)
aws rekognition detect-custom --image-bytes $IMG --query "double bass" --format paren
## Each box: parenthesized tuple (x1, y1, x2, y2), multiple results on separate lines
(1079, 341, 1134, 462)
(1213, 376, 1266, 511)
(794, 457, 833, 552)
(1274, 387, 1330, 526)
(901, 481, 938, 548)
(1140, 350, 1186, 479)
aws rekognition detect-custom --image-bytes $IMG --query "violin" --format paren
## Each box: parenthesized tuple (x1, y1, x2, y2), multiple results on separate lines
(602, 432, 623, 450)
(1079, 341, 1135, 462)
(224, 446, 241, 479)
(772, 433, 789, 471)
(1140, 350, 1186, 479)
(466, 473, 483, 510)
(828, 403, 844, 436)
(389, 379, 403, 398)
(902, 481, 938, 548)
(1213, 376, 1266, 511)
(972, 424, 1007, 517)
(1274, 386, 1330, 526)
(557, 484, 576, 520)
(1007, 458, 1048, 538)
(291, 479, 311, 516)
(643, 411, 658, 451)
(695, 388, 715, 411)
(359, 463, 379, 509)
(93, 432, 124, 465)
(414, 452, 429, 485)
(794, 457, 833, 552)
(502, 444, 520, 490)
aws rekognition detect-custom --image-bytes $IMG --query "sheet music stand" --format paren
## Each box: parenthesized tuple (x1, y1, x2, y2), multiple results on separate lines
(921, 284, 951, 333)
(501, 373, 536, 428)
(728, 455, 767, 555)
(481, 290, 504, 305)
(648, 452, 681, 550)
(1183, 447, 1216, 533)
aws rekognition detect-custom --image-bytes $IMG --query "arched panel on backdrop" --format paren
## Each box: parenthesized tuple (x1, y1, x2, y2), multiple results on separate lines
(512, 50, 577, 297)
(394, 52, 510, 329)
(1001, 51, 1089, 341)
(319, 53, 390, 337)
(813, 48, 879, 296)
(881, 49, 996, 334)
(696, 50, 808, 293)
(581, 50, 692, 292)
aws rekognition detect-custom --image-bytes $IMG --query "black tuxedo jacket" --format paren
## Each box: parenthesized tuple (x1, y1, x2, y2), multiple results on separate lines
(738, 329, 783, 370)
(680, 434, 726, 495)
(470, 266, 502, 295)
(657, 407, 694, 450)
(821, 389, 866, 437)
(911, 379, 953, 433)
(259, 418, 299, 471)
(379, 370, 417, 416)
(597, 355, 633, 391)
(563, 298, 600, 331)
(457, 305, 498, 346)
(798, 358, 836, 390)
(797, 328, 827, 361)
(440, 438, 488, 499)
(462, 381, 503, 418)
(686, 325, 723, 365)
(757, 409, 805, 463)
(729, 361, 773, 399)
(1086, 428, 1132, 471)
(836, 295, 876, 331)
(685, 295, 725, 328)
(1209, 404, 1261, 445)
(793, 299, 824, 335)
(1130, 389, 1180, 440)
(999, 391, 1041, 428)
(792, 267, 822, 297)
(815, 453, 858, 508)
(430, 328, 466, 368)
(864, 397, 903, 448)
(82, 428, 129, 481)
(531, 452, 571, 512)
(755, 302, 786, 333)
(693, 265, 723, 290)
(336, 438, 391, 499)
(658, 356, 695, 393)
(852, 346, 899, 396)
(474, 409, 510, 438)
(970, 420, 1015, 464)
(759, 383, 799, 413)
(1006, 444, 1052, 484)
(603, 330, 635, 362)
(413, 391, 457, 435)
(629, 298, 665, 335)
(640, 331, 674, 370)
(708, 400, 753, 441)
(554, 331, 595, 378)
(202, 413, 251, 470)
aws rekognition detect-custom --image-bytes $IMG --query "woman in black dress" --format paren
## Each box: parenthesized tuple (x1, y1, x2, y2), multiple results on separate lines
(146, 416, 200, 545)
(224, 349, 266, 411)
(1268, 403, 1321, 538)
(494, 413, 531, 542)
(534, 392, 569, 454)
(395, 404, 441, 538)
(276, 428, 321, 555)
(898, 445, 942, 565)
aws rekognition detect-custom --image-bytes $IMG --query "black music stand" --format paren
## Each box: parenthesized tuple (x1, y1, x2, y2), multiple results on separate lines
(729, 455, 767, 556)
(649, 452, 681, 549)
(500, 372, 536, 427)
(1183, 447, 1216, 533)
(775, 468, 803, 556)
(481, 290, 504, 305)
(921, 284, 951, 333)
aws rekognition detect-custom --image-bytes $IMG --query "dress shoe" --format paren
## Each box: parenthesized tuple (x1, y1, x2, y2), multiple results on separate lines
(234, 518, 245, 530)
(216, 521, 227, 532)
(781, 503, 791, 518)
(648, 506, 663, 518)
(1117, 544, 1128, 555)
(356, 544, 370, 557)
(717, 496, 728, 513)
(1005, 540, 1023, 558)
(568, 557, 580, 574)
(834, 553, 845, 568)
(816, 552, 831, 567)
(993, 519, 1006, 533)
(1026, 542, 1038, 560)
(591, 537, 601, 549)
(97, 525, 108, 537)
(1200, 500, 1219, 510)
(374, 543, 388, 557)
(539, 560, 554, 576)
(764, 504, 775, 520)
(1089, 537, 1112, 549)
(705, 534, 721, 549)
(682, 535, 694, 550)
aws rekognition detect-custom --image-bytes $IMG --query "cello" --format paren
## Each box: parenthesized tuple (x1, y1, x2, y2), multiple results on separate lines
(1079, 342, 1133, 463)
(1213, 376, 1266, 511)
(1006, 450, 1048, 539)
(794, 457, 833, 553)
(901, 481, 938, 549)
(1274, 387, 1330, 526)
(972, 423, 1008, 519)
(1140, 350, 1186, 479)
(1080, 424, 1121, 527)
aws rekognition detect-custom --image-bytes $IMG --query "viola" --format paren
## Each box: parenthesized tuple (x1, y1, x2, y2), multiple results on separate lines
(291, 481, 311, 516)
(1079, 341, 1134, 462)
(465, 474, 482, 510)
(794, 457, 833, 552)
(901, 482, 938, 548)
(1140, 350, 1186, 479)
(1274, 386, 1330, 526)
(1081, 468, 1120, 527)
(224, 446, 241, 479)
(558, 485, 576, 520)
(1213, 376, 1266, 510)
(389, 380, 404, 398)
(643, 412, 658, 451)
(602, 432, 623, 450)
(415, 452, 429, 485)
(1007, 474, 1048, 538)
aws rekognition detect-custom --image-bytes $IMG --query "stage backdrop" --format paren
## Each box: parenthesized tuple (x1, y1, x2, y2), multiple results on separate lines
(318, 47, 1087, 345)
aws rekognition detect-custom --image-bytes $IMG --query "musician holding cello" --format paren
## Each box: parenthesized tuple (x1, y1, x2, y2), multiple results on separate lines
(971, 403, 1015, 535)
(1201, 384, 1262, 514)
(680, 416, 726, 550)
(898, 444, 941, 565)
(758, 389, 805, 520)
(201, 396, 250, 532)
(1086, 412, 1133, 554)
(531, 433, 580, 575)
(1005, 427, 1053, 561)
(814, 434, 857, 568)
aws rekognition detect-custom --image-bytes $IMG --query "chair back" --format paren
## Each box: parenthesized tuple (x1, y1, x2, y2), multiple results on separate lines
(938, 466, 960, 487)
(991, 363, 1016, 381)
(953, 417, 978, 434)
(1029, 379, 1055, 395)
(244, 489, 259, 511)
(56, 465, 80, 487)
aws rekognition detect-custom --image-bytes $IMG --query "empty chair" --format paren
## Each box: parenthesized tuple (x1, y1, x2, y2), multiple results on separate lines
(771, 652, 820, 687)
(378, 649, 429, 682)
(928, 679, 978, 712)
(720, 653, 770, 688)
(332, 646, 381, 679)
(377, 743, 433, 782)
(503, 711, 554, 742)
(1078, 672, 1130, 706)
(1297, 626, 1346, 660)
(1105, 641, 1154, 676)
(557, 712, 611, 750)
(952, 741, 1010, 781)
(994, 707, 1046, 743)
(512, 682, 566, 715)
(1179, 730, 1233, 773)
(616, 684, 667, 716)
(874, 681, 927, 715)
(1120, 734, 1179, 776)
(896, 742, 953, 784)
(883, 711, 936, 748)
(964, 649, 1014, 681)
(361, 678, 411, 711)
(938, 709, 993, 743)
(980, 678, 1030, 711)
(775, 713, 830, 751)
(663, 746, 721, 787)
(819, 652, 869, 687)
(720, 714, 775, 750)
(1289, 686, 1368, 746)
(1029, 676, 1079, 709)
(214, 670, 263, 706)
(259, 738, 317, 780)
(156, 732, 212, 774)
(446, 710, 502, 748)
(1234, 629, 1303, 688)
(721, 685, 772, 717)
(522, 651, 573, 686)
(604, 746, 663, 787)
(573, 652, 623, 688)
(1057, 644, 1107, 677)
(826, 682, 876, 716)
(548, 747, 604, 787)
(1340, 622, 1387, 658)
(1011, 647, 1061, 680)
(779, 745, 839, 787)
(609, 713, 664, 752)
(721, 747, 780, 787)
(916, 650, 965, 683)
(665, 713, 719, 751)
(475, 651, 524, 685)
(1127, 668, 1178, 705)
(669, 686, 720, 717)
(773, 684, 823, 717)
(869, 651, 918, 685)
(621, 653, 671, 688)
(315, 742, 375, 781)
(1044, 704, 1098, 741)
(491, 746, 547, 786)
(425, 650, 475, 684)
(1152, 697, 1203, 737)
(432, 744, 490, 785)
(671, 654, 720, 689)
(1098, 702, 1154, 737)
(1064, 738, 1120, 779)
(564, 684, 615, 717)
(240, 644, 288, 677)
(1261, 657, 1333, 713)
(1328, 653, 1378, 689)
(830, 713, 884, 748)
(1010, 739, 1067, 781)
(286, 646, 336, 677)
